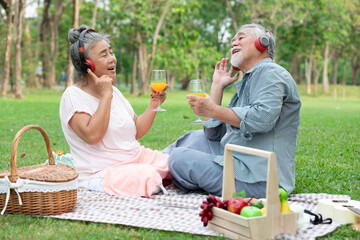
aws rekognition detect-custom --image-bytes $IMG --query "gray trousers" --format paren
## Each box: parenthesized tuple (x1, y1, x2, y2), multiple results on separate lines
(162, 130, 267, 198)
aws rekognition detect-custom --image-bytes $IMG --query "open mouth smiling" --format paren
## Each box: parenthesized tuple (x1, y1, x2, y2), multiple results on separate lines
(232, 48, 241, 55)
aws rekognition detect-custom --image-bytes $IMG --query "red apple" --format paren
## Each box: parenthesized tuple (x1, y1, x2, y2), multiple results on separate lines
(227, 197, 248, 214)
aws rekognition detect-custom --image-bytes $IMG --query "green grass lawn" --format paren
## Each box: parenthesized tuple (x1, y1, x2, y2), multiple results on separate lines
(0, 85, 359, 239)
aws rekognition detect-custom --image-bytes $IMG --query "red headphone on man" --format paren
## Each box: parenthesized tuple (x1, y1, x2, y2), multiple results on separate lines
(232, 29, 271, 71)
(79, 28, 96, 73)
(255, 30, 271, 52)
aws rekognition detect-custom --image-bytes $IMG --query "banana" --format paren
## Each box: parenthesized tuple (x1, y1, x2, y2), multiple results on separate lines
(279, 188, 291, 213)
(261, 207, 266, 216)
(280, 200, 291, 213)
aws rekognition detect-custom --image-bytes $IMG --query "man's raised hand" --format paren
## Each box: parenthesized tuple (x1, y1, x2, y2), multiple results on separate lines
(212, 58, 240, 89)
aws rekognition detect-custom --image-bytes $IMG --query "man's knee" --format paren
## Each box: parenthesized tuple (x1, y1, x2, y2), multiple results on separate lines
(168, 147, 187, 172)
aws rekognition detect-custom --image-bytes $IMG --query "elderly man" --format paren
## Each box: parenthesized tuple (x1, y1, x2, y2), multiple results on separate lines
(163, 23, 301, 198)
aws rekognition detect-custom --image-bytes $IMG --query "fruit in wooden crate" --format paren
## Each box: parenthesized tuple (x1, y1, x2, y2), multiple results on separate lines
(279, 188, 291, 213)
(240, 206, 262, 217)
(199, 195, 228, 227)
(260, 207, 266, 216)
(251, 200, 264, 209)
(227, 197, 249, 214)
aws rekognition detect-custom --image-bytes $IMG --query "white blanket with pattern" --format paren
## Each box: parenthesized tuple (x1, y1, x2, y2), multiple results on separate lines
(48, 186, 350, 239)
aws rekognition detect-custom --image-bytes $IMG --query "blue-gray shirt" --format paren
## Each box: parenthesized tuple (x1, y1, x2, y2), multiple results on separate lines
(203, 58, 301, 193)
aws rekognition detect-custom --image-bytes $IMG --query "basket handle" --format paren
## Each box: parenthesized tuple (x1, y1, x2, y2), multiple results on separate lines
(9, 125, 54, 182)
(222, 144, 281, 221)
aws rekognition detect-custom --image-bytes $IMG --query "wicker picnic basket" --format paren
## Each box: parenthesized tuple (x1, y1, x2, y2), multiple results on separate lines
(208, 144, 298, 240)
(0, 125, 78, 216)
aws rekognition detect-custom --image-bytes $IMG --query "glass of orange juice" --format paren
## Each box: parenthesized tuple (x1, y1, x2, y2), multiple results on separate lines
(150, 70, 167, 112)
(189, 79, 205, 124)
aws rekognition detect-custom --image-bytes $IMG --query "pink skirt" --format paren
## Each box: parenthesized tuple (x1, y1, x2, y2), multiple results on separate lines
(103, 146, 169, 197)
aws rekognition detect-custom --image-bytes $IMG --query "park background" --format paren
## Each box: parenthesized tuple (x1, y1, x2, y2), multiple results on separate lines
(0, 0, 359, 239)
(0, 0, 360, 96)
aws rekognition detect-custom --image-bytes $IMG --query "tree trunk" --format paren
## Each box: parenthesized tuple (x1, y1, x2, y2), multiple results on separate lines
(24, 21, 37, 87)
(332, 49, 339, 85)
(226, 0, 237, 31)
(53, 0, 66, 87)
(350, 56, 359, 86)
(306, 38, 316, 95)
(169, 75, 175, 91)
(313, 61, 320, 96)
(40, 0, 51, 88)
(299, 56, 303, 85)
(341, 57, 347, 85)
(46, 0, 65, 88)
(141, 0, 172, 95)
(48, 20, 56, 87)
(66, 0, 80, 87)
(291, 51, 299, 83)
(137, 31, 147, 94)
(322, 42, 329, 94)
(305, 59, 311, 94)
(14, 0, 25, 99)
(115, 32, 122, 86)
(193, 47, 199, 79)
(33, 0, 42, 88)
(181, 74, 190, 90)
(91, 0, 98, 28)
(131, 46, 137, 95)
(1, 0, 13, 97)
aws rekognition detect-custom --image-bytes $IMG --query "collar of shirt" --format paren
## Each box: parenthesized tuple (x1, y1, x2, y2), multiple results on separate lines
(234, 58, 273, 97)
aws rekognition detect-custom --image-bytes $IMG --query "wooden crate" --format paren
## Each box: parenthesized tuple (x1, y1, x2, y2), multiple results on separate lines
(208, 144, 297, 240)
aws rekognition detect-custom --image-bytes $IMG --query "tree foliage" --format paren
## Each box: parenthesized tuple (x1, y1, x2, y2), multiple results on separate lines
(1, 0, 360, 98)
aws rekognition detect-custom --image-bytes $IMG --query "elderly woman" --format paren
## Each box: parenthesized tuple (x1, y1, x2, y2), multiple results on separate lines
(59, 25, 169, 197)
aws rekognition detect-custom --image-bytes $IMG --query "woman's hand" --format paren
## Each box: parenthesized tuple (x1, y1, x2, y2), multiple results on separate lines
(212, 58, 240, 89)
(69, 70, 113, 145)
(134, 85, 168, 139)
(150, 85, 168, 109)
(87, 69, 113, 98)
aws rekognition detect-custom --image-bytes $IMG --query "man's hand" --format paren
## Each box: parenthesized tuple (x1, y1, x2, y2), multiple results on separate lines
(87, 69, 113, 98)
(212, 58, 240, 89)
(187, 93, 217, 118)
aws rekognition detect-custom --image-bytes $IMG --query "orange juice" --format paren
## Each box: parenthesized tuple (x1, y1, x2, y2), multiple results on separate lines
(189, 93, 206, 97)
(151, 83, 167, 91)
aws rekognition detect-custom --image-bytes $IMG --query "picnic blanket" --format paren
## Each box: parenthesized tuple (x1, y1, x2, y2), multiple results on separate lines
(48, 186, 350, 239)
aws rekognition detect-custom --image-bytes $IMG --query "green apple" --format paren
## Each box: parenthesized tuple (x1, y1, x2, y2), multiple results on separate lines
(240, 206, 262, 218)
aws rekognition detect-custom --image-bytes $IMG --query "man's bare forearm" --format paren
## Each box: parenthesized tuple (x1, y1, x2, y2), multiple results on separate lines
(210, 104, 241, 128)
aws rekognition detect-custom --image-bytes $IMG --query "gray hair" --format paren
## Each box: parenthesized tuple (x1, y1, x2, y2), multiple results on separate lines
(68, 25, 111, 83)
(237, 23, 275, 59)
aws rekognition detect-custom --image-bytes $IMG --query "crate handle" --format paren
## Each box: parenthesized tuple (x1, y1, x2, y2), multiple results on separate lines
(222, 143, 281, 222)
(9, 125, 54, 182)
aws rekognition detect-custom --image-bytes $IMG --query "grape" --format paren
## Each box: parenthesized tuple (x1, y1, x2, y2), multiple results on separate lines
(207, 210, 213, 220)
(223, 200, 229, 210)
(199, 194, 227, 227)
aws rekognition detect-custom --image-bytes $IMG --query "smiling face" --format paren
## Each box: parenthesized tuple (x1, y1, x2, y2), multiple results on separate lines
(229, 28, 260, 72)
(88, 40, 117, 80)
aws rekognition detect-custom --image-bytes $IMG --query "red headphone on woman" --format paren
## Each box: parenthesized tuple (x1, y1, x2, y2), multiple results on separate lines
(79, 29, 96, 73)
(255, 30, 271, 52)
